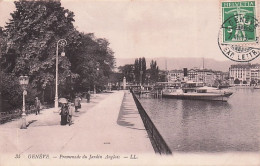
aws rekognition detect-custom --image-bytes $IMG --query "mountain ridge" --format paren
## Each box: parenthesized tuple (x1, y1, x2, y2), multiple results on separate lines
(116, 57, 260, 72)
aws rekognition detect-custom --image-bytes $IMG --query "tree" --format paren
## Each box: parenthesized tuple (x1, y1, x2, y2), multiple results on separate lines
(133, 57, 146, 85)
(234, 78, 240, 84)
(1, 0, 115, 107)
(141, 57, 146, 84)
(1, 73, 22, 108)
(149, 60, 159, 84)
(0, 27, 2, 110)
(118, 64, 134, 83)
(65, 32, 115, 93)
(158, 70, 167, 82)
(250, 79, 256, 85)
(134, 58, 139, 84)
(1, 0, 76, 102)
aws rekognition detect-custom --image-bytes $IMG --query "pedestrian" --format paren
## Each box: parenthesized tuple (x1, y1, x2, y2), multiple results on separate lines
(60, 103, 69, 125)
(68, 103, 74, 126)
(35, 97, 41, 115)
(86, 91, 90, 103)
(74, 96, 81, 112)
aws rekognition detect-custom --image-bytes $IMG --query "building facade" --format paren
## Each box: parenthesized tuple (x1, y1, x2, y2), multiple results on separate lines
(229, 63, 260, 85)
(167, 68, 228, 86)
(167, 70, 184, 82)
(187, 69, 216, 86)
(250, 64, 260, 84)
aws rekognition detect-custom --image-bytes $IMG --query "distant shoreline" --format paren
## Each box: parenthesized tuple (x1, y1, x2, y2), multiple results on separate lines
(116, 57, 260, 72)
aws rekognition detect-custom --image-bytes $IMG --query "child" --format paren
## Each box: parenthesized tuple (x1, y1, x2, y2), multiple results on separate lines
(68, 103, 74, 125)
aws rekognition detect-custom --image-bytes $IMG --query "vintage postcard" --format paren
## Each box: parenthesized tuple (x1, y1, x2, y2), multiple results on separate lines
(0, 0, 260, 166)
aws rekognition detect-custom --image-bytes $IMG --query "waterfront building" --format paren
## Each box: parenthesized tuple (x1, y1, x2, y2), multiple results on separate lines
(167, 70, 184, 82)
(188, 69, 215, 86)
(158, 70, 168, 82)
(251, 64, 260, 84)
(187, 69, 198, 82)
(167, 68, 228, 86)
(229, 63, 260, 85)
(214, 71, 229, 81)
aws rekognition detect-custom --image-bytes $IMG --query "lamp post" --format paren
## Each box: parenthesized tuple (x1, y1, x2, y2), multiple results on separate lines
(94, 62, 100, 95)
(123, 76, 126, 90)
(54, 39, 67, 109)
(19, 76, 29, 129)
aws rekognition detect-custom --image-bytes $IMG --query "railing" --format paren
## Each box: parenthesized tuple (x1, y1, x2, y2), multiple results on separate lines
(0, 109, 22, 124)
(0, 105, 39, 124)
(131, 90, 172, 155)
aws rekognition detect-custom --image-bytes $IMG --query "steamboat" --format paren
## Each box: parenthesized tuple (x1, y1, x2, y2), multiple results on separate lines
(162, 82, 233, 102)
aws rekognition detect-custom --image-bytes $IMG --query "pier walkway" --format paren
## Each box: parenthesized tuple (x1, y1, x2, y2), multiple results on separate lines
(0, 91, 153, 154)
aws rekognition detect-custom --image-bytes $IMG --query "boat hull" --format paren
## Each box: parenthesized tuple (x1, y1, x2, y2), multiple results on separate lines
(162, 92, 232, 102)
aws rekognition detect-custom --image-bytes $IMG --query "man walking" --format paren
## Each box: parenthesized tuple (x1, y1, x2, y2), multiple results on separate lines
(74, 96, 81, 112)
(35, 97, 41, 115)
(86, 91, 90, 103)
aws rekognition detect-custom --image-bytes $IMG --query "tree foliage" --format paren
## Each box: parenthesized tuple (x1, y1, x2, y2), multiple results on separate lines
(133, 57, 146, 85)
(119, 59, 160, 85)
(1, 72, 22, 108)
(149, 60, 159, 83)
(118, 64, 134, 83)
(1, 0, 115, 108)
(234, 78, 240, 84)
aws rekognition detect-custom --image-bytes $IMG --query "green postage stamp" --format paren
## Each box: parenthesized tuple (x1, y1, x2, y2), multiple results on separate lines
(218, 0, 260, 62)
(222, 1, 256, 43)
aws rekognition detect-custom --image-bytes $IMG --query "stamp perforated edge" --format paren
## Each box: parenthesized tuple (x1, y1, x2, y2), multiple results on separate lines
(219, 0, 260, 46)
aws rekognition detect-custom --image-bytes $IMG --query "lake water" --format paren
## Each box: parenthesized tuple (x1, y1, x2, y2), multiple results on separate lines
(139, 87, 260, 152)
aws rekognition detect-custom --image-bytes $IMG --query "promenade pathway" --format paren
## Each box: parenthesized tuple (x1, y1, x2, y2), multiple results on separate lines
(0, 91, 153, 154)
(1, 91, 259, 166)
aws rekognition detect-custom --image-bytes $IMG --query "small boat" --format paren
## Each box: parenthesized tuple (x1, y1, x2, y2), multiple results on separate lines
(162, 82, 233, 102)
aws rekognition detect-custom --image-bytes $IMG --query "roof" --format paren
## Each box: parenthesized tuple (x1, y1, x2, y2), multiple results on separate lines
(230, 63, 251, 69)
(169, 69, 183, 73)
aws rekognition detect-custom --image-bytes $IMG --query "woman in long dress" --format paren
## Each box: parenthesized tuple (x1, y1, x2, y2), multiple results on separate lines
(60, 103, 69, 125)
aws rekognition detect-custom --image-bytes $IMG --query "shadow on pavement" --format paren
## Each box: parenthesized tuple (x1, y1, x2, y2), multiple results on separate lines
(26, 120, 37, 127)
(117, 93, 146, 131)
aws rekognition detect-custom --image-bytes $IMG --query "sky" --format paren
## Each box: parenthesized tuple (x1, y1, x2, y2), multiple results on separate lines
(0, 0, 229, 61)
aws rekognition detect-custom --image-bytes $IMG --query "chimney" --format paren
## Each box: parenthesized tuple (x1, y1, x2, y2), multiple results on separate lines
(183, 68, 188, 82)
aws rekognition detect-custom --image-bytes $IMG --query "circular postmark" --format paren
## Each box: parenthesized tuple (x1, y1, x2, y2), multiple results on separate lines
(218, 14, 260, 62)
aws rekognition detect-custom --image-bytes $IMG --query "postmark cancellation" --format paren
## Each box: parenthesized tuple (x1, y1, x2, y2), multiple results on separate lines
(218, 0, 260, 62)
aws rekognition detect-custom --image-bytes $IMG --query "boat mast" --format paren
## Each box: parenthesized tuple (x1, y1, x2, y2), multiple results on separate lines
(203, 57, 204, 69)
(202, 57, 205, 85)
(165, 58, 168, 82)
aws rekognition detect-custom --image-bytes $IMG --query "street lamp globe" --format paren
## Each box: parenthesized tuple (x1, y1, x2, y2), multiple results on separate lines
(64, 12, 69, 18)
(19, 75, 29, 129)
(19, 76, 29, 89)
(96, 62, 100, 71)
(61, 52, 65, 57)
